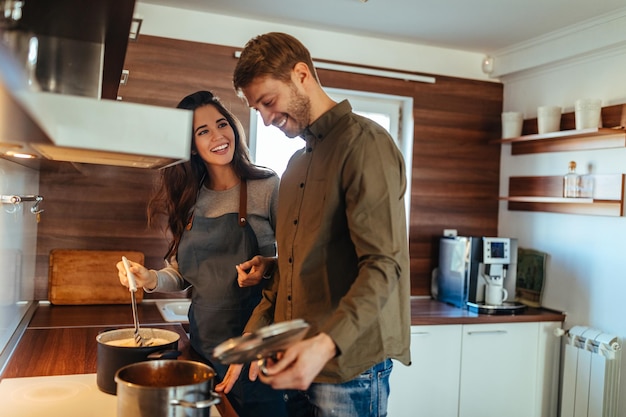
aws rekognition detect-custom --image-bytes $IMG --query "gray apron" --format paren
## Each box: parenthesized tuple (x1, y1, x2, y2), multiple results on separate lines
(178, 181, 263, 358)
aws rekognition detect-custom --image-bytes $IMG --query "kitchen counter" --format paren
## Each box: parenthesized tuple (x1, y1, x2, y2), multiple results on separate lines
(0, 298, 564, 417)
(2, 298, 566, 378)
(409, 296, 565, 325)
(2, 302, 192, 379)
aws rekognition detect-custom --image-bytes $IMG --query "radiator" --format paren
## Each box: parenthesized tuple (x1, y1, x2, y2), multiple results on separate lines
(560, 326, 621, 417)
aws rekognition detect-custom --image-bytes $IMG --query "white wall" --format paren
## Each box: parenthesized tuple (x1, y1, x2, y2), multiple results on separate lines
(134, 3, 489, 82)
(497, 22, 626, 415)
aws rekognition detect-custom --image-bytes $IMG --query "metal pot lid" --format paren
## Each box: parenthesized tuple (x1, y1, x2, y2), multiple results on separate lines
(212, 319, 310, 364)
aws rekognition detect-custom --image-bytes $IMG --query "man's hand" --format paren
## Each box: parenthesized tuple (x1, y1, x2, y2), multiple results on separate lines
(258, 333, 337, 390)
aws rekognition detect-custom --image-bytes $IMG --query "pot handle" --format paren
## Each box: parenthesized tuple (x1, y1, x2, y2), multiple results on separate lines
(147, 350, 181, 360)
(170, 392, 221, 409)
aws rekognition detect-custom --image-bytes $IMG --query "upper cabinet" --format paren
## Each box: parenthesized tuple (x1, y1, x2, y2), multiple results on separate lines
(18, 0, 136, 100)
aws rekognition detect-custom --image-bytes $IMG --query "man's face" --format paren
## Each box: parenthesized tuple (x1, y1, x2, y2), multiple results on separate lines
(242, 75, 311, 138)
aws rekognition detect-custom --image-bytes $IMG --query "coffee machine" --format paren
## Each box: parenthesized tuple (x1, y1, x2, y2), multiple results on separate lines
(435, 236, 518, 309)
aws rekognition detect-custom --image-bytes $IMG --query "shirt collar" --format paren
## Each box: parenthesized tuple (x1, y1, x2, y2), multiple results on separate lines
(303, 100, 353, 145)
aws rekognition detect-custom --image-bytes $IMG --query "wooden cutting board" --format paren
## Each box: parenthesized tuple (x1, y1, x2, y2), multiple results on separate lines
(48, 249, 145, 305)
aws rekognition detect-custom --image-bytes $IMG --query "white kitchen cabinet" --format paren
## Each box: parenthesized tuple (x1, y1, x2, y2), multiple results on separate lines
(458, 321, 561, 417)
(389, 321, 561, 417)
(389, 325, 462, 417)
(459, 322, 538, 417)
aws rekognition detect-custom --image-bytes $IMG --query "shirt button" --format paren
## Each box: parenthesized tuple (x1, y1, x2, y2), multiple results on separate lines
(293, 219, 298, 225)
(306, 147, 313, 152)
(287, 295, 292, 301)
(288, 257, 293, 263)
(300, 182, 304, 188)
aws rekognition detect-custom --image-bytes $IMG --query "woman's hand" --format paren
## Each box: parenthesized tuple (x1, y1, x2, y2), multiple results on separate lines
(116, 259, 157, 290)
(235, 255, 275, 287)
(215, 363, 243, 394)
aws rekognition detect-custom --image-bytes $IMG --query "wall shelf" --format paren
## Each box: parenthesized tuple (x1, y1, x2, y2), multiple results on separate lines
(502, 196, 594, 203)
(503, 174, 625, 216)
(493, 127, 626, 155)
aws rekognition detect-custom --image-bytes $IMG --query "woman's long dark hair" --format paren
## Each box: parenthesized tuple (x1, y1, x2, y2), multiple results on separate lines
(148, 90, 274, 259)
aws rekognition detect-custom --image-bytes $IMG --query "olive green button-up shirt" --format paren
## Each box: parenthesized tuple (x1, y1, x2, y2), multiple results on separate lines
(246, 100, 411, 383)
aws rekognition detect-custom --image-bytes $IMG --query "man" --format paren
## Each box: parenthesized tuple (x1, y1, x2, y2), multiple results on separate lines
(217, 32, 411, 417)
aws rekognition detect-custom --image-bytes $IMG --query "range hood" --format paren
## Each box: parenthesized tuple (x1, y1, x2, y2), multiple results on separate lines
(0, 0, 192, 169)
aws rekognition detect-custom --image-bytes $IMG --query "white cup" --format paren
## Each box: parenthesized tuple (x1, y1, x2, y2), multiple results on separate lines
(485, 284, 508, 306)
(501, 112, 523, 138)
(537, 106, 561, 134)
(574, 99, 602, 130)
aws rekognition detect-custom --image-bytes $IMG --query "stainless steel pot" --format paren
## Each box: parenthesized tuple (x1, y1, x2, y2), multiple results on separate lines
(115, 360, 220, 417)
(96, 328, 181, 395)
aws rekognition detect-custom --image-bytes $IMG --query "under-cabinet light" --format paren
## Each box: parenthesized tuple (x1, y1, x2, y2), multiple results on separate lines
(5, 150, 36, 159)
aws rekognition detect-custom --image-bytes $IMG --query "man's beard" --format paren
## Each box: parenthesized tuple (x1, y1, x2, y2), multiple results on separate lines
(282, 85, 311, 138)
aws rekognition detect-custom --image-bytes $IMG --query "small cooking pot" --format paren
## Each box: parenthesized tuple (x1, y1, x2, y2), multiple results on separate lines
(96, 328, 181, 395)
(115, 359, 220, 417)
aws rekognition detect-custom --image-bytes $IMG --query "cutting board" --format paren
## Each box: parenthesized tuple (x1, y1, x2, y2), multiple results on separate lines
(48, 249, 145, 305)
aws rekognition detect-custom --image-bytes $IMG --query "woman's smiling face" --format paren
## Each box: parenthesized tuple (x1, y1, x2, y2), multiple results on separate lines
(193, 104, 236, 167)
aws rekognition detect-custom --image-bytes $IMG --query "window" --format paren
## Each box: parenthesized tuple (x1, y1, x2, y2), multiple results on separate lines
(249, 87, 413, 221)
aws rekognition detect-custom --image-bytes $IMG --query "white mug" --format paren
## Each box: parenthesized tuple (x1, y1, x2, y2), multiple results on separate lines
(501, 111, 523, 138)
(574, 99, 602, 130)
(485, 284, 508, 306)
(537, 106, 561, 134)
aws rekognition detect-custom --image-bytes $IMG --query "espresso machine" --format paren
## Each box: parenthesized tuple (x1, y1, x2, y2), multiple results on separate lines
(435, 236, 524, 313)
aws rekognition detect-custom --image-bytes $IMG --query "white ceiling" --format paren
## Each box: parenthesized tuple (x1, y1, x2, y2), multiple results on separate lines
(138, 0, 626, 53)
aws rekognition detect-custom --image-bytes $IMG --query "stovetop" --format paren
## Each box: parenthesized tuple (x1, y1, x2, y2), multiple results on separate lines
(0, 373, 116, 417)
(0, 373, 219, 416)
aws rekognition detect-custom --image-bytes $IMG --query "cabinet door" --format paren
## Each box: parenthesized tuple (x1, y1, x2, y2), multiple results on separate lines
(459, 322, 539, 417)
(389, 325, 462, 417)
(535, 321, 562, 417)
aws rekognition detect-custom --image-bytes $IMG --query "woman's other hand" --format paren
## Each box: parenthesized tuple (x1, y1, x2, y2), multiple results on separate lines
(236, 255, 275, 287)
(215, 363, 243, 394)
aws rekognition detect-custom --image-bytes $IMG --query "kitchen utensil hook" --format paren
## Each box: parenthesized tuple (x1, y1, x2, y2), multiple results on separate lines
(30, 195, 43, 214)
(1, 194, 44, 219)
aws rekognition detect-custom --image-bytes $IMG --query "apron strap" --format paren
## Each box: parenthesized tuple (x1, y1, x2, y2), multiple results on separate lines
(238, 180, 247, 227)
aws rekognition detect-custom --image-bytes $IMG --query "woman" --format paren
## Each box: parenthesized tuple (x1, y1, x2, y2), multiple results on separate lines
(117, 90, 286, 417)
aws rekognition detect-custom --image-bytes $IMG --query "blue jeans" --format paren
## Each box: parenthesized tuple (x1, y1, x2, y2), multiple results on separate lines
(284, 359, 393, 417)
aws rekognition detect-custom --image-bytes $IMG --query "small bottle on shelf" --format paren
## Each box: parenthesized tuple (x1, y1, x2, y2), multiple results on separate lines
(563, 161, 581, 198)
(578, 163, 594, 198)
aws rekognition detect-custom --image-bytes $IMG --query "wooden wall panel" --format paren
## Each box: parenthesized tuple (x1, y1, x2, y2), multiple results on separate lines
(35, 35, 503, 299)
(119, 36, 250, 128)
(35, 163, 171, 300)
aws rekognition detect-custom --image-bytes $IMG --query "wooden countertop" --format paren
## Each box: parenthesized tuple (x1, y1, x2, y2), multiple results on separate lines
(1, 298, 565, 378)
(2, 301, 192, 379)
(1, 323, 191, 379)
(409, 297, 565, 325)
